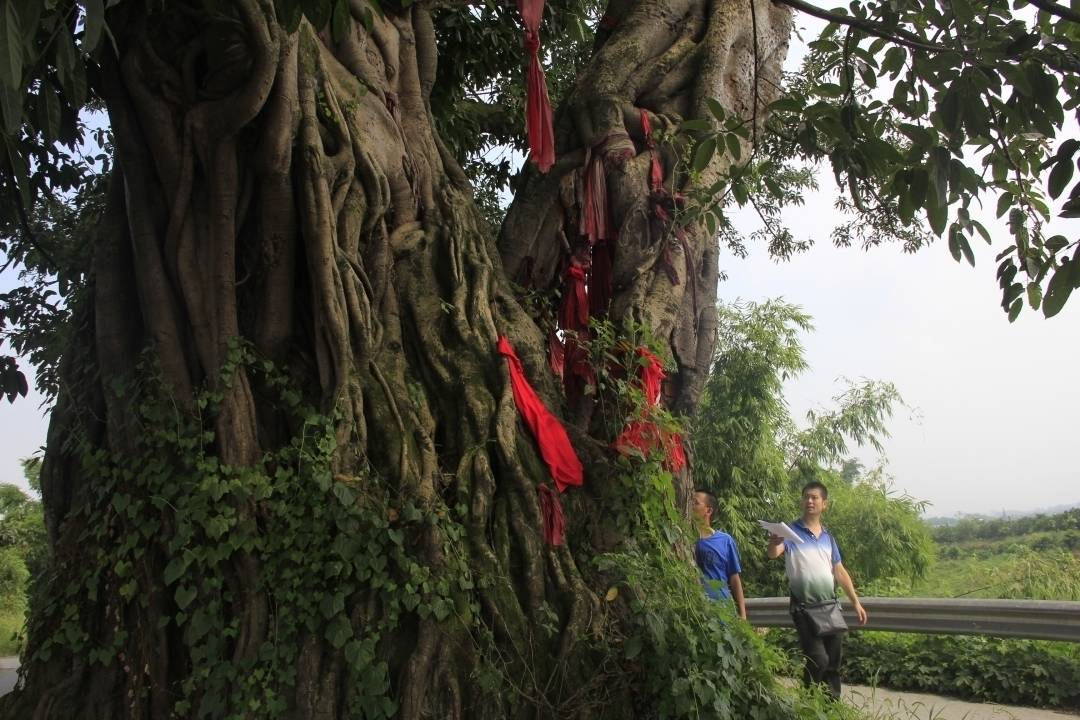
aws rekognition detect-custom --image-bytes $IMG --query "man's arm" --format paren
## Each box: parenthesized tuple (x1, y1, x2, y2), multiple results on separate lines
(729, 573, 747, 620)
(833, 562, 868, 625)
(766, 534, 785, 559)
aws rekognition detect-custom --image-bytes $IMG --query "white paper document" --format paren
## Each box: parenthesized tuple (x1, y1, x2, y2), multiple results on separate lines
(757, 520, 803, 544)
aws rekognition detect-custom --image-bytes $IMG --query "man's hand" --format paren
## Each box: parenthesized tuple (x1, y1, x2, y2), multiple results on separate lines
(766, 533, 784, 559)
(853, 601, 868, 626)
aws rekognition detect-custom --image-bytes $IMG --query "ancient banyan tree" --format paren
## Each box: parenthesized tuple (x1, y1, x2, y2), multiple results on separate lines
(0, 0, 794, 716)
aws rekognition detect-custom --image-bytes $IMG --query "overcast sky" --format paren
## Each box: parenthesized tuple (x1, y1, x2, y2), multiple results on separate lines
(2, 11, 1077, 517)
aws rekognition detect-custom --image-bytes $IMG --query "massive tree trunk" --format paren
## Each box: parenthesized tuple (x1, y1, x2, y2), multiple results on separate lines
(3, 0, 789, 717)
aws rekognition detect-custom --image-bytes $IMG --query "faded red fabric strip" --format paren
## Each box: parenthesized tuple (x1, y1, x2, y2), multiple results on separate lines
(497, 336, 584, 491)
(548, 329, 565, 378)
(589, 240, 614, 318)
(641, 110, 664, 194)
(518, 0, 555, 172)
(580, 148, 609, 244)
(559, 263, 589, 331)
(538, 484, 566, 545)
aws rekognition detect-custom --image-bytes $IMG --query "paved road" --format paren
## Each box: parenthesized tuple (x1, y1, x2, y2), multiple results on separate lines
(844, 684, 1080, 720)
(0, 660, 1077, 718)
(0, 658, 17, 697)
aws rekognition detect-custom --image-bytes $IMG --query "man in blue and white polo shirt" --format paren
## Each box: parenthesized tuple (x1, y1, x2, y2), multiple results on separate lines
(767, 481, 868, 697)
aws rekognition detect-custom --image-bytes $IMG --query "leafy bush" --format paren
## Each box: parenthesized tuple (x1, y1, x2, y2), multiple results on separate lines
(822, 477, 934, 593)
(843, 632, 1080, 709)
(0, 547, 29, 613)
(932, 509, 1080, 544)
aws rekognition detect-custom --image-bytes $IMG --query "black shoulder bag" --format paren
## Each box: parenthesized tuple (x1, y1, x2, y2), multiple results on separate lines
(795, 598, 848, 636)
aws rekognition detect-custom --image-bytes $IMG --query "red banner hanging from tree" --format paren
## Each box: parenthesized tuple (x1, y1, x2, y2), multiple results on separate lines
(518, 0, 555, 172)
(497, 336, 583, 491)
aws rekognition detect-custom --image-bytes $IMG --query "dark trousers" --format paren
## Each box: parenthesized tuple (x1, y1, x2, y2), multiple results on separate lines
(792, 609, 844, 697)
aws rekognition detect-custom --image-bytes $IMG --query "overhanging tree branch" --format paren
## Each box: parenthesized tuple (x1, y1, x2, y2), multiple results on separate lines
(771, 0, 953, 54)
(1025, 0, 1080, 25)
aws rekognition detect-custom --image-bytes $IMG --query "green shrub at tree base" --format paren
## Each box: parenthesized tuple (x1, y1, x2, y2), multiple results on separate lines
(842, 632, 1080, 710)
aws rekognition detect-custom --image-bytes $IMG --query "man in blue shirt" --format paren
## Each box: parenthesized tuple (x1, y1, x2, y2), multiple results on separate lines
(692, 490, 747, 619)
(767, 481, 868, 697)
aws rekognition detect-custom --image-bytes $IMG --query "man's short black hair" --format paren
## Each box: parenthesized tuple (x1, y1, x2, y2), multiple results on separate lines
(801, 481, 829, 500)
(695, 489, 719, 518)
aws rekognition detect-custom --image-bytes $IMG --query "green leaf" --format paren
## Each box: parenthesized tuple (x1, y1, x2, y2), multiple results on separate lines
(1008, 297, 1023, 322)
(175, 584, 197, 611)
(1059, 196, 1080, 218)
(705, 97, 725, 122)
(948, 226, 963, 262)
(692, 137, 716, 172)
(926, 201, 947, 236)
(163, 556, 187, 586)
(724, 133, 741, 162)
(624, 635, 643, 659)
(816, 83, 844, 99)
(36, 83, 61, 141)
(1, 135, 30, 212)
(930, 146, 950, 207)
(302, 0, 332, 30)
(55, 30, 86, 106)
(15, 0, 41, 56)
(881, 47, 906, 77)
(1045, 235, 1068, 252)
(82, 0, 105, 52)
(325, 614, 353, 649)
(680, 118, 711, 133)
(1048, 158, 1074, 200)
(0, 82, 21, 134)
(0, 1, 23, 89)
(768, 97, 804, 113)
(731, 180, 748, 206)
(958, 234, 974, 267)
(567, 15, 587, 43)
(275, 0, 305, 31)
(1026, 281, 1043, 310)
(938, 87, 962, 135)
(996, 192, 1014, 218)
(330, 0, 350, 43)
(1043, 256, 1079, 317)
(899, 168, 922, 210)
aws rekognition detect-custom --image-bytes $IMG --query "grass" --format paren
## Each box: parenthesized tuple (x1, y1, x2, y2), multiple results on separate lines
(908, 547, 1080, 601)
(844, 685, 1021, 720)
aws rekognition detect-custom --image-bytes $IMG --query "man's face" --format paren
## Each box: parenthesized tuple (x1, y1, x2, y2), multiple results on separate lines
(801, 488, 827, 517)
(692, 492, 712, 523)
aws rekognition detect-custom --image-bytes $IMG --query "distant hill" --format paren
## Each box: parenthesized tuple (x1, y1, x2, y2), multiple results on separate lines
(924, 500, 1080, 526)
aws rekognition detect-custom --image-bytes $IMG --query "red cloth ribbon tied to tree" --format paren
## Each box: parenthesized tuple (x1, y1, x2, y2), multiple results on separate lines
(580, 147, 610, 245)
(613, 346, 686, 472)
(559, 263, 589, 331)
(518, 0, 555, 173)
(641, 110, 664, 195)
(547, 329, 565, 378)
(636, 347, 665, 405)
(497, 336, 583, 492)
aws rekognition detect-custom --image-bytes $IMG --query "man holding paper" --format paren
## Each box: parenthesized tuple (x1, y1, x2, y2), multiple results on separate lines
(766, 481, 868, 698)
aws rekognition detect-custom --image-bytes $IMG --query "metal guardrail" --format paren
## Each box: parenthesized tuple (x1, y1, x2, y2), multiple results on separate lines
(745, 597, 1080, 643)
